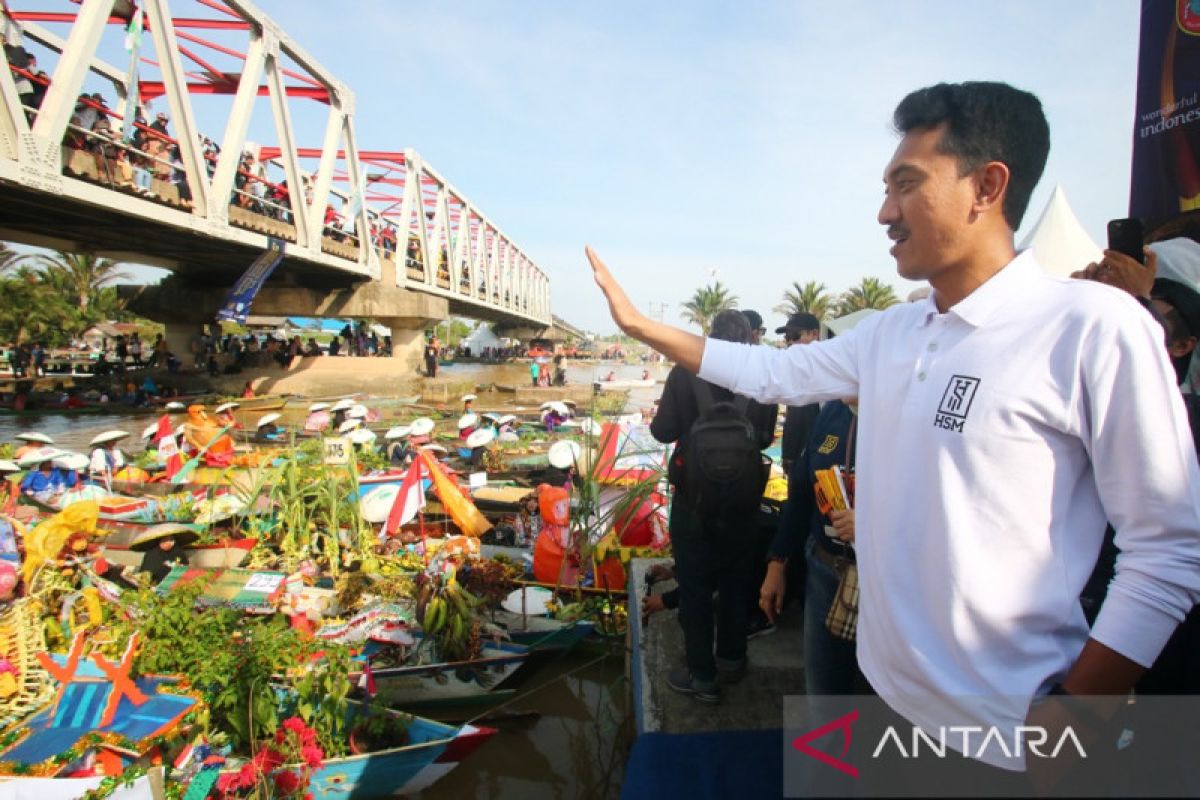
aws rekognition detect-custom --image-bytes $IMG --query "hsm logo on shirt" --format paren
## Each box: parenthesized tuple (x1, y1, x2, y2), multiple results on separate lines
(934, 375, 980, 433)
(817, 434, 840, 455)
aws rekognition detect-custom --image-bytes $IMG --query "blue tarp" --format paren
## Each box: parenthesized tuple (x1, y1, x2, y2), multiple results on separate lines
(286, 317, 353, 333)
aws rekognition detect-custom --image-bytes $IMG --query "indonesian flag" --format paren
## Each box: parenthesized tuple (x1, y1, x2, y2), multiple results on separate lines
(384, 458, 426, 536)
(154, 414, 183, 479)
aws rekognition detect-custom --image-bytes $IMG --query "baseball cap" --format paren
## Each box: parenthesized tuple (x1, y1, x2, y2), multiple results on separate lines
(775, 312, 821, 335)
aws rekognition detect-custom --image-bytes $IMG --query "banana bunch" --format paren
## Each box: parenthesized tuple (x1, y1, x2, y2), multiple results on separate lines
(419, 573, 486, 662)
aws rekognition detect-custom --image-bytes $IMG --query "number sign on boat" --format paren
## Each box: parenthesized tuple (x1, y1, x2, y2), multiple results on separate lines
(323, 436, 350, 465)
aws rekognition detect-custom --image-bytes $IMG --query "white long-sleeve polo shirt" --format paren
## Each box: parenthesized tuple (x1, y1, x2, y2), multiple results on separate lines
(699, 251, 1200, 768)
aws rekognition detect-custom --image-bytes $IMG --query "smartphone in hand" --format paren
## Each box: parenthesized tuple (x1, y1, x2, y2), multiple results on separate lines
(1106, 218, 1145, 264)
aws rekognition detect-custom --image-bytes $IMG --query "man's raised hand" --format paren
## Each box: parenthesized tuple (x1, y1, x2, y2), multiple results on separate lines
(585, 246, 641, 335)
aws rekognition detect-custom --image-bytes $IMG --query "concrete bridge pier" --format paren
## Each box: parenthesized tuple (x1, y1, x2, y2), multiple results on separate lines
(125, 279, 449, 392)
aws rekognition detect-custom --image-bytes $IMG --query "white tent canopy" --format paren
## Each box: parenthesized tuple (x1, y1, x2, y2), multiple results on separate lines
(1018, 185, 1102, 278)
(461, 324, 511, 353)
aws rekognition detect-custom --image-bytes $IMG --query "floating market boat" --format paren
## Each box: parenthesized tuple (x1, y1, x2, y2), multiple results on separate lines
(594, 378, 656, 389)
(27, 485, 236, 525)
(354, 639, 533, 710)
(489, 610, 596, 652)
(100, 535, 258, 570)
(300, 716, 496, 798)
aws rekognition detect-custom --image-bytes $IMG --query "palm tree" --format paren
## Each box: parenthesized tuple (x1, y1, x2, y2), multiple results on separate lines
(774, 280, 832, 321)
(0, 243, 25, 274)
(29, 251, 130, 315)
(681, 281, 738, 334)
(835, 277, 900, 316)
(0, 266, 68, 344)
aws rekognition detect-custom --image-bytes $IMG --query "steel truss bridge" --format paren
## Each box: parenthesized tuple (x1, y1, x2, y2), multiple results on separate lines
(0, 0, 551, 327)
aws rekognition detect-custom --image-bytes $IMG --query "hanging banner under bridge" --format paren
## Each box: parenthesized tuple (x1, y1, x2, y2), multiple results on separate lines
(1130, 0, 1200, 229)
(215, 238, 286, 325)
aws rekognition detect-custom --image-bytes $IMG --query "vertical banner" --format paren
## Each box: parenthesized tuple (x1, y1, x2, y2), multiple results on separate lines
(215, 238, 286, 325)
(1130, 0, 1200, 227)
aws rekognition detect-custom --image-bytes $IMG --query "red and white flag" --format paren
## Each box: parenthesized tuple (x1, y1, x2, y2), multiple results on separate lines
(384, 458, 426, 535)
(154, 414, 183, 479)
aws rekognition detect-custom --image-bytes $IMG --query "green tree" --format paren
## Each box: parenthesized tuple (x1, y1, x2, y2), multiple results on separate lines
(0, 267, 74, 344)
(681, 281, 738, 334)
(835, 277, 900, 316)
(0, 243, 24, 274)
(29, 251, 130, 317)
(774, 280, 832, 321)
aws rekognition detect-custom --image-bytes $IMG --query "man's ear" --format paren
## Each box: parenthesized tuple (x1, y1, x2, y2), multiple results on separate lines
(973, 161, 1010, 218)
(1168, 335, 1198, 359)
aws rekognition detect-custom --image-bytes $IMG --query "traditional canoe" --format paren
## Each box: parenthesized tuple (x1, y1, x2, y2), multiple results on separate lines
(354, 639, 532, 710)
(488, 610, 596, 652)
(305, 718, 495, 798)
(100, 537, 257, 570)
(26, 485, 236, 525)
(263, 704, 494, 799)
(594, 378, 656, 389)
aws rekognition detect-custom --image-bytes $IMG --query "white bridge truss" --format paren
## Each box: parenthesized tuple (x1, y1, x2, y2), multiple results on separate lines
(0, 0, 551, 325)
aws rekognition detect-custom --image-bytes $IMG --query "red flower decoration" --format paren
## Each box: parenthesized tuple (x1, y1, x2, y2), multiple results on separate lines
(300, 744, 324, 769)
(273, 769, 302, 795)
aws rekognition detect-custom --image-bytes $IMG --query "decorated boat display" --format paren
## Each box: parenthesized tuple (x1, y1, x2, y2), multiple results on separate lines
(0, 391, 677, 796)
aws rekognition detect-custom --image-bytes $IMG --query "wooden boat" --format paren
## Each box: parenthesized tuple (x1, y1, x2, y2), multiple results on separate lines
(594, 378, 656, 389)
(488, 610, 596, 652)
(100, 537, 257, 570)
(206, 395, 293, 412)
(303, 716, 495, 798)
(232, 698, 495, 799)
(26, 485, 237, 525)
(355, 639, 532, 710)
(106, 465, 266, 497)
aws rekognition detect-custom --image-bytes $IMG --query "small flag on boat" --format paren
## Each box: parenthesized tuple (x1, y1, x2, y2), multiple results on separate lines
(155, 414, 183, 479)
(384, 458, 427, 535)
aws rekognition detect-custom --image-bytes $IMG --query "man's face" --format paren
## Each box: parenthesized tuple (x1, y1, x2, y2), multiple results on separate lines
(1152, 298, 1199, 358)
(750, 328, 764, 344)
(878, 124, 981, 282)
(785, 329, 819, 347)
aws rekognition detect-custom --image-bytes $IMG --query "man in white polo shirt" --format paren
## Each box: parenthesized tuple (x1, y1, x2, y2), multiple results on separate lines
(585, 81, 1200, 784)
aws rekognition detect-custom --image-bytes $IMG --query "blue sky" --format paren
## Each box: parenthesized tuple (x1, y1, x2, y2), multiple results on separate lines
(21, 1, 1143, 334)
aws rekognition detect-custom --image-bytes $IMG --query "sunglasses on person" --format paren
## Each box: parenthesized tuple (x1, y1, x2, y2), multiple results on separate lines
(784, 332, 802, 342)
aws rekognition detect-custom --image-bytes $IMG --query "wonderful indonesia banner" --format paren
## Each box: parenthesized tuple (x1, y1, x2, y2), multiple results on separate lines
(215, 237, 286, 325)
(1130, 0, 1200, 228)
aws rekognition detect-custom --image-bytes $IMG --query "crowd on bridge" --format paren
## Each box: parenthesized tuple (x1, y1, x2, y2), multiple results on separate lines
(4, 41, 540, 318)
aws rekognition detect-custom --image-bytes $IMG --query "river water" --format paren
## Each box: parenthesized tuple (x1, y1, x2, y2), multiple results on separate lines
(1, 359, 660, 799)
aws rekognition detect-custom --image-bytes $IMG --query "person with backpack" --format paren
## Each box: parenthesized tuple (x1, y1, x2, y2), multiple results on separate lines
(649, 309, 777, 703)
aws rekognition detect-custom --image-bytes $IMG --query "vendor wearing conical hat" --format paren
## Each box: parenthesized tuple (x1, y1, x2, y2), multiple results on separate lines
(254, 412, 285, 443)
(18, 449, 74, 503)
(213, 401, 240, 429)
(12, 432, 53, 461)
(88, 430, 129, 482)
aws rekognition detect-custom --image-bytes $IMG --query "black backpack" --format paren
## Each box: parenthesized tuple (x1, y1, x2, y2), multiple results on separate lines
(672, 379, 769, 513)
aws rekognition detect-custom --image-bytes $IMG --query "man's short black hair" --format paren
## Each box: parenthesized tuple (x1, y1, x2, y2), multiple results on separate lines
(892, 81, 1050, 230)
(741, 309, 764, 331)
(710, 309, 752, 343)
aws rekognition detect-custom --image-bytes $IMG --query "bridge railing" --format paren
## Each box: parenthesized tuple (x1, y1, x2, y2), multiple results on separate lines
(0, 0, 550, 325)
